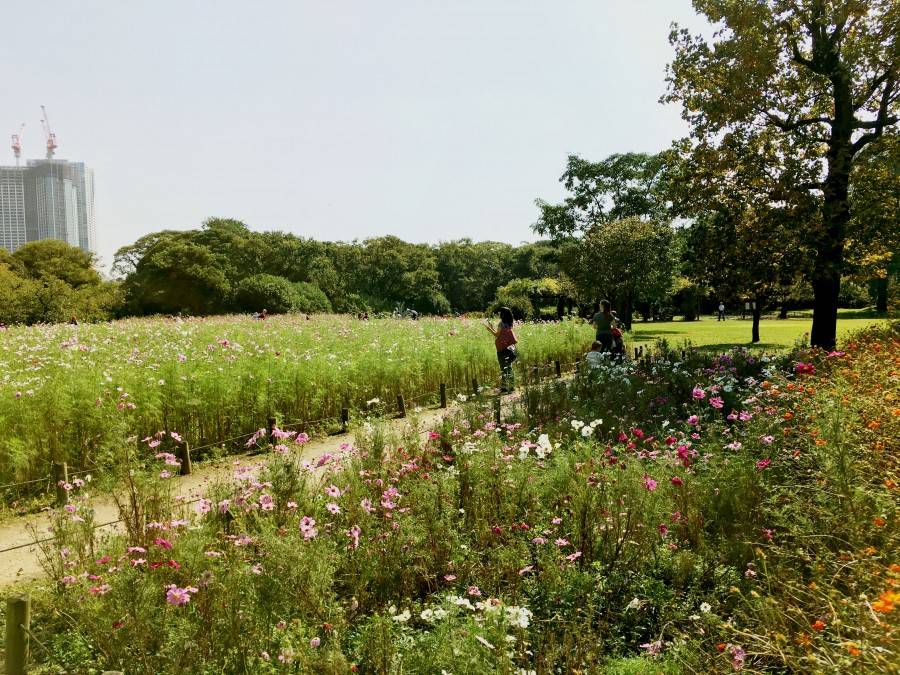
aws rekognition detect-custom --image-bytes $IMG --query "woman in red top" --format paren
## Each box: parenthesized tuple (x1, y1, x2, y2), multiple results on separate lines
(485, 307, 518, 393)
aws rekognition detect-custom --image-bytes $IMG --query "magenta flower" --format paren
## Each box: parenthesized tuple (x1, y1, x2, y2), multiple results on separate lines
(687, 415, 699, 426)
(346, 525, 361, 550)
(692, 387, 706, 400)
(658, 524, 669, 536)
(310, 637, 321, 648)
(165, 584, 198, 606)
(642, 475, 658, 491)
(565, 550, 582, 561)
(326, 502, 341, 515)
(153, 538, 173, 550)
(756, 458, 771, 470)
(709, 397, 724, 409)
(670, 476, 684, 487)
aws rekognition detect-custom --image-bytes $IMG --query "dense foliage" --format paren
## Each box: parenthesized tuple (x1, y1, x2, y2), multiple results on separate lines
(0, 241, 122, 325)
(110, 220, 570, 318)
(17, 323, 898, 673)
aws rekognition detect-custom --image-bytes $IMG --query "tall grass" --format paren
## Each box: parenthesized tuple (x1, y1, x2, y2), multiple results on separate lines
(0, 314, 592, 487)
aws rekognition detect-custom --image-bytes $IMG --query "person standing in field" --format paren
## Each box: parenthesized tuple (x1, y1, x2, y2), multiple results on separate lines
(592, 300, 617, 352)
(485, 307, 518, 393)
(718, 302, 726, 321)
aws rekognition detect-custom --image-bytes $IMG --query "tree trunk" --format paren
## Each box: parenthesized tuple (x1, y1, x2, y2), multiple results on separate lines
(810, 71, 853, 350)
(873, 277, 888, 314)
(751, 301, 761, 343)
(778, 303, 788, 320)
(556, 295, 565, 320)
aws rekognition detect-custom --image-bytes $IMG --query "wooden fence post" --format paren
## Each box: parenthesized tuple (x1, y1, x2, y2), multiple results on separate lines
(179, 442, 192, 476)
(267, 416, 276, 442)
(471, 377, 479, 395)
(439, 383, 447, 409)
(633, 347, 639, 360)
(681, 349, 686, 361)
(6, 594, 30, 675)
(555, 360, 561, 378)
(397, 394, 406, 418)
(341, 408, 349, 433)
(54, 462, 68, 507)
(493, 397, 501, 427)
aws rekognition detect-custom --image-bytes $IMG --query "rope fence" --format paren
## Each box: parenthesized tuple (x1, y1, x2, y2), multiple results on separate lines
(0, 356, 584, 505)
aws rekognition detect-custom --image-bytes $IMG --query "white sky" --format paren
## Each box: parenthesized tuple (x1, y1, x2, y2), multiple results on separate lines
(1, 1, 710, 269)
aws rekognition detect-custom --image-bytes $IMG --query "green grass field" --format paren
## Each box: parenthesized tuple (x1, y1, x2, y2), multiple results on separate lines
(627, 310, 891, 352)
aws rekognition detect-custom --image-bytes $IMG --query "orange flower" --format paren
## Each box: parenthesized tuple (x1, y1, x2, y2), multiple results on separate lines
(715, 643, 726, 652)
(864, 546, 877, 556)
(867, 420, 881, 430)
(796, 632, 812, 646)
(873, 517, 887, 527)
(811, 620, 826, 631)
(846, 643, 861, 656)
(893, 408, 900, 416)
(889, 564, 900, 574)
(783, 412, 794, 421)
(815, 438, 827, 446)
(792, 450, 802, 458)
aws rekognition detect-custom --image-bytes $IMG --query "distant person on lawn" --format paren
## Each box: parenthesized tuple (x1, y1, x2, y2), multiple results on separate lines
(718, 302, 726, 321)
(592, 300, 617, 352)
(485, 307, 518, 393)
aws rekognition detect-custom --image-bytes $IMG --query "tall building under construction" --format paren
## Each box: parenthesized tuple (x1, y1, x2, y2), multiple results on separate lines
(1, 109, 96, 255)
(0, 160, 96, 254)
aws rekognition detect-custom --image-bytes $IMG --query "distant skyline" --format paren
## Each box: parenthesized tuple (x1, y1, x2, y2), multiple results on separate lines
(1, 1, 711, 270)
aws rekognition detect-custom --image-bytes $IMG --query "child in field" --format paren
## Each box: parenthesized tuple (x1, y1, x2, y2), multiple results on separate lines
(584, 341, 605, 368)
(485, 307, 518, 393)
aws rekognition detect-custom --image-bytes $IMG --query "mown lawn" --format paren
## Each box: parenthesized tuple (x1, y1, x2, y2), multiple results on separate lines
(627, 310, 891, 352)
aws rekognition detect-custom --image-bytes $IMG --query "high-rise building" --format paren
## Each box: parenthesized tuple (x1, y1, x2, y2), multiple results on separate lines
(0, 167, 27, 252)
(0, 159, 95, 254)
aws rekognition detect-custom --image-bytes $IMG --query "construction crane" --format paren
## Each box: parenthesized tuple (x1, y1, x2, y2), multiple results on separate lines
(10, 123, 25, 167)
(40, 105, 58, 159)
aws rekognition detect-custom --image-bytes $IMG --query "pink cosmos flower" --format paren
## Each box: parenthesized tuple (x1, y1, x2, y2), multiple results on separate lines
(692, 387, 706, 400)
(551, 516, 562, 525)
(444, 574, 457, 581)
(361, 498, 375, 514)
(687, 415, 699, 426)
(761, 528, 774, 541)
(566, 551, 582, 561)
(325, 485, 342, 498)
(346, 525, 361, 550)
(531, 537, 546, 545)
(467, 585, 482, 597)
(326, 502, 340, 515)
(154, 538, 173, 550)
(310, 637, 321, 648)
(554, 538, 569, 547)
(670, 476, 684, 487)
(196, 499, 212, 515)
(295, 433, 310, 445)
(89, 584, 111, 595)
(709, 397, 724, 409)
(642, 475, 658, 491)
(658, 524, 669, 536)
(165, 584, 198, 606)
(756, 458, 771, 470)
(760, 435, 775, 445)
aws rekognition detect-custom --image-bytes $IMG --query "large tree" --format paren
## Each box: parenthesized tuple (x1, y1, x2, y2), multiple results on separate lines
(534, 152, 672, 239)
(664, 0, 900, 348)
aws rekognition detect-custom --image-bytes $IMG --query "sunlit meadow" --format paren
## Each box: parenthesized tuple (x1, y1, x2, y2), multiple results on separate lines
(10, 321, 898, 673)
(0, 314, 592, 490)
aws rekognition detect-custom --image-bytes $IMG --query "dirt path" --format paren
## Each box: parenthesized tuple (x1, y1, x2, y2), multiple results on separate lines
(0, 407, 451, 590)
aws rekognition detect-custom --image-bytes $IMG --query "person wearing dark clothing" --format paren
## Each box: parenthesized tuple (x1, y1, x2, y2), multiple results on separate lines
(485, 307, 518, 393)
(591, 300, 617, 352)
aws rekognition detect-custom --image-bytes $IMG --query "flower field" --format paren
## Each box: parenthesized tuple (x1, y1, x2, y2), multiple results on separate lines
(0, 315, 592, 494)
(8, 321, 897, 673)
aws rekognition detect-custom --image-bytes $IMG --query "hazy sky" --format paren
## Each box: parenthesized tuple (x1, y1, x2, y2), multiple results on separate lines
(1, 1, 710, 269)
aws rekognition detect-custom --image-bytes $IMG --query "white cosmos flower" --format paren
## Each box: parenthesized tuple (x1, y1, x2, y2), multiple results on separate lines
(700, 602, 711, 613)
(581, 425, 594, 437)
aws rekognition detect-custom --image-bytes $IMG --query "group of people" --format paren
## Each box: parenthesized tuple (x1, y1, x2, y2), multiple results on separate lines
(486, 299, 626, 392)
